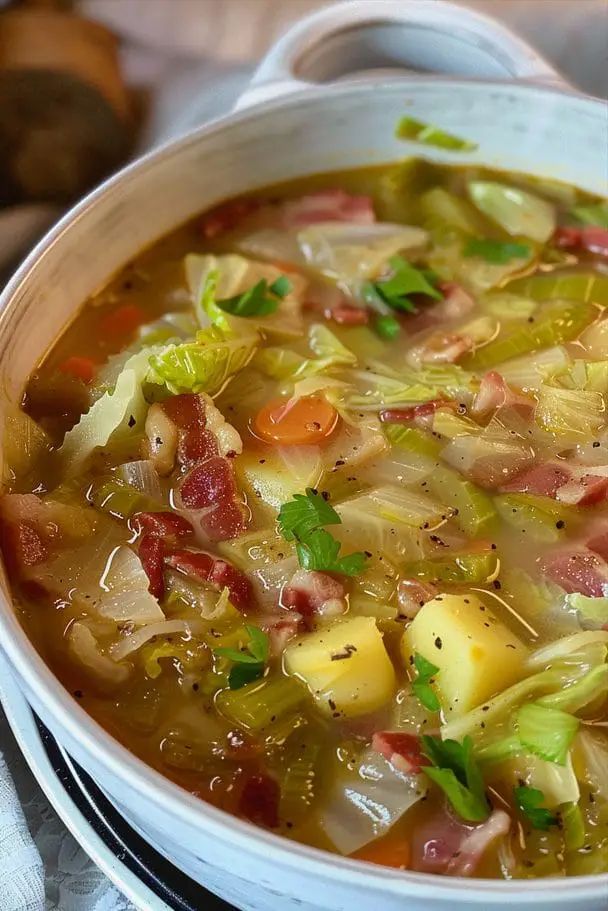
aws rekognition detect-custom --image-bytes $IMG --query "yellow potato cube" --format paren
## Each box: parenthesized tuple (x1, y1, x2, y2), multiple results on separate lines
(401, 593, 528, 717)
(285, 616, 396, 718)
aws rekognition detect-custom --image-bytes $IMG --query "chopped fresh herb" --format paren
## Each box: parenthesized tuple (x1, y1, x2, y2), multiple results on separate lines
(396, 116, 477, 151)
(214, 625, 270, 690)
(411, 652, 440, 712)
(217, 274, 291, 317)
(279, 488, 367, 577)
(296, 527, 367, 577)
(516, 702, 579, 765)
(513, 785, 558, 831)
(463, 238, 531, 264)
(374, 314, 400, 340)
(363, 255, 442, 314)
(277, 487, 340, 542)
(421, 734, 490, 822)
(570, 201, 608, 229)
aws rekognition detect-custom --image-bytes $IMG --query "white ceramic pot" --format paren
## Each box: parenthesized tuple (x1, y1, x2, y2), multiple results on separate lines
(1, 3, 607, 909)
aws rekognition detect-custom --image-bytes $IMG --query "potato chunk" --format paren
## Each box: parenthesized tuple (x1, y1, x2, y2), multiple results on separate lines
(401, 593, 527, 717)
(285, 616, 396, 718)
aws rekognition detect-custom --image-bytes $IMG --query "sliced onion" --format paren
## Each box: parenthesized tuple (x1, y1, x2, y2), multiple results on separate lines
(110, 618, 206, 662)
(97, 545, 165, 625)
(68, 622, 130, 685)
(115, 460, 163, 501)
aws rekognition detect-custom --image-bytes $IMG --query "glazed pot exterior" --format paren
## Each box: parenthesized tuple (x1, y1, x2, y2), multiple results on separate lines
(0, 7, 607, 909)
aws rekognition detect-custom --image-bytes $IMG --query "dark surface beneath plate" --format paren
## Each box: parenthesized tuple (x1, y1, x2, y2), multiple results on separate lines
(35, 716, 235, 911)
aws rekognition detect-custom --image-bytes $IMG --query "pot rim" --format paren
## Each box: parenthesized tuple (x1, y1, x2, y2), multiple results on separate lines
(1, 75, 607, 900)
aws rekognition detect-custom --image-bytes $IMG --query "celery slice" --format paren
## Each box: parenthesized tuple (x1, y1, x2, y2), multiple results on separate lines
(279, 737, 322, 825)
(403, 550, 499, 585)
(428, 466, 496, 538)
(495, 493, 575, 543)
(507, 272, 608, 305)
(384, 424, 441, 459)
(462, 301, 595, 370)
(89, 477, 159, 521)
(420, 186, 487, 235)
(215, 674, 307, 731)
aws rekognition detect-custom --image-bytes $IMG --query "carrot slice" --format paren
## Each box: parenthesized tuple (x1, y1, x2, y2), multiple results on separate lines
(254, 395, 339, 445)
(58, 356, 97, 384)
(99, 303, 146, 339)
(352, 836, 410, 870)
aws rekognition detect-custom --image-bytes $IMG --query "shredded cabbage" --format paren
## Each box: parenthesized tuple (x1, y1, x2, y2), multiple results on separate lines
(343, 364, 471, 411)
(566, 593, 608, 628)
(468, 181, 556, 243)
(535, 383, 605, 440)
(253, 323, 356, 382)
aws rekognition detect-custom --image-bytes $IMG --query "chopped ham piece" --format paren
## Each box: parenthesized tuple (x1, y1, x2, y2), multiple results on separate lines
(504, 461, 608, 506)
(542, 547, 608, 597)
(411, 807, 510, 876)
(166, 549, 254, 611)
(372, 732, 429, 775)
(200, 198, 262, 238)
(281, 569, 346, 625)
(555, 473, 608, 506)
(380, 400, 455, 424)
(239, 773, 280, 829)
(397, 579, 439, 619)
(411, 332, 474, 365)
(554, 225, 608, 258)
(131, 512, 194, 541)
(502, 462, 571, 498)
(138, 533, 165, 600)
(473, 371, 534, 419)
(281, 189, 375, 228)
(260, 614, 303, 656)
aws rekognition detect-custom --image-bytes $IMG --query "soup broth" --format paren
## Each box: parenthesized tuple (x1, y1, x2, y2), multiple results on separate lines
(2, 158, 608, 879)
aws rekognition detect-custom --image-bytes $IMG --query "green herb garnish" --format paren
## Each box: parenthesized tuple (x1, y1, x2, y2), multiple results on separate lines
(463, 238, 531, 264)
(215, 625, 270, 690)
(516, 702, 579, 766)
(278, 487, 367, 577)
(421, 734, 490, 822)
(411, 652, 440, 712)
(570, 201, 608, 229)
(374, 314, 400, 340)
(396, 116, 477, 151)
(513, 785, 558, 831)
(217, 275, 292, 317)
(362, 255, 442, 314)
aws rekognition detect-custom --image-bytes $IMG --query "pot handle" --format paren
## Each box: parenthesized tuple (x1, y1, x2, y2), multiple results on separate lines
(235, 0, 571, 110)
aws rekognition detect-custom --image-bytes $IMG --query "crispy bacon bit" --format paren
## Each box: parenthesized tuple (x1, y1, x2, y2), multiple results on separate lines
(542, 548, 608, 597)
(180, 458, 237, 509)
(165, 549, 254, 611)
(380, 400, 452, 424)
(397, 579, 439, 619)
(282, 569, 346, 625)
(372, 731, 429, 775)
(138, 534, 165, 600)
(281, 189, 375, 228)
(239, 774, 280, 829)
(327, 305, 370, 326)
(131, 512, 194, 541)
(162, 394, 218, 468)
(473, 371, 534, 419)
(200, 198, 261, 239)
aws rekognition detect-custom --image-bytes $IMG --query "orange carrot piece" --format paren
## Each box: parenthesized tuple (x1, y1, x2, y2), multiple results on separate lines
(99, 303, 146, 339)
(351, 836, 411, 870)
(58, 356, 97, 384)
(253, 395, 339, 445)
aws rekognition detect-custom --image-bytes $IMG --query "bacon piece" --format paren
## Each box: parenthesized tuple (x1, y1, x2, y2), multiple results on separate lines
(410, 806, 510, 876)
(472, 371, 534, 419)
(397, 579, 439, 619)
(131, 512, 194, 541)
(166, 549, 254, 611)
(555, 473, 608, 506)
(438, 282, 476, 319)
(327, 306, 370, 326)
(281, 189, 375, 228)
(180, 458, 237, 509)
(372, 732, 429, 775)
(554, 225, 608, 258)
(380, 400, 453, 424)
(281, 569, 346, 625)
(411, 332, 474, 365)
(587, 525, 608, 561)
(542, 547, 608, 597)
(502, 462, 571, 498)
(138, 534, 165, 600)
(446, 810, 511, 877)
(260, 614, 303, 656)
(554, 226, 582, 249)
(239, 774, 280, 829)
(0, 520, 47, 578)
(200, 198, 262, 239)
(162, 394, 218, 468)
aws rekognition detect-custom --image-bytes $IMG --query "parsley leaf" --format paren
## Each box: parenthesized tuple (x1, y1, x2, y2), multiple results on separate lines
(421, 734, 489, 822)
(411, 652, 440, 712)
(395, 116, 478, 152)
(277, 488, 340, 542)
(217, 274, 292, 317)
(463, 238, 531, 264)
(214, 625, 270, 690)
(513, 786, 558, 831)
(278, 489, 367, 577)
(296, 528, 367, 577)
(362, 255, 441, 314)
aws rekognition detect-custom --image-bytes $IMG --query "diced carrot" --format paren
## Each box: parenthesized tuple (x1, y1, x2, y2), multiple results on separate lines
(253, 395, 339, 445)
(99, 303, 146, 339)
(58, 356, 97, 384)
(352, 835, 411, 870)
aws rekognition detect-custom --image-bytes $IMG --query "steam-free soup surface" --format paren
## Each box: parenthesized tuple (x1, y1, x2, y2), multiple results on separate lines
(2, 158, 608, 879)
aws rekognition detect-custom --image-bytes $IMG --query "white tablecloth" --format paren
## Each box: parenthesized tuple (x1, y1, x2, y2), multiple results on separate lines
(1, 2, 607, 909)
